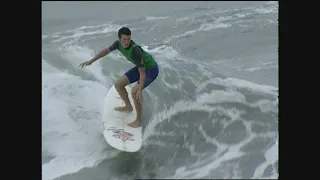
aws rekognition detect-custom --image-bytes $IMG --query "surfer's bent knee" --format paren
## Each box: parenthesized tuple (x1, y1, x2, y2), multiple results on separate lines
(131, 86, 139, 97)
(115, 76, 129, 89)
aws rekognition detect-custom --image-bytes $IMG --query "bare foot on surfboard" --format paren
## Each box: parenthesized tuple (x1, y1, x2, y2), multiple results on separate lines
(114, 106, 133, 112)
(128, 119, 141, 128)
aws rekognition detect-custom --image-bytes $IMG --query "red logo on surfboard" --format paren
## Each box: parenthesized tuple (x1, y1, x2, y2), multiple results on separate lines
(107, 127, 134, 142)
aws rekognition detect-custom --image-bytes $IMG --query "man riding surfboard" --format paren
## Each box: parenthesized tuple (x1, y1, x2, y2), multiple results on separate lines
(79, 27, 159, 128)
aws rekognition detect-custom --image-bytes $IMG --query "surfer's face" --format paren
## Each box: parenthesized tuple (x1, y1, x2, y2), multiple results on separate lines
(119, 35, 131, 49)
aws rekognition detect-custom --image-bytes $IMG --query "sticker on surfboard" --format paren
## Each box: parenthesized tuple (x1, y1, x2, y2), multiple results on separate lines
(107, 127, 134, 142)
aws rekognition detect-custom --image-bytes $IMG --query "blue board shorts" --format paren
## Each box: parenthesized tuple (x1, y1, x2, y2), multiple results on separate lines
(125, 62, 159, 89)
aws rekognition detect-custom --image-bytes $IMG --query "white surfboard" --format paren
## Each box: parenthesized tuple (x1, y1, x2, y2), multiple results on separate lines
(102, 84, 143, 152)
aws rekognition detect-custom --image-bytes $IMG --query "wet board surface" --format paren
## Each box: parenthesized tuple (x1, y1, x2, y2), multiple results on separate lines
(102, 84, 142, 152)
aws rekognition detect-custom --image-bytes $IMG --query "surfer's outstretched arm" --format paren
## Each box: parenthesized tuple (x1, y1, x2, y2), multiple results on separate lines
(79, 41, 119, 68)
(88, 40, 120, 63)
(89, 48, 110, 63)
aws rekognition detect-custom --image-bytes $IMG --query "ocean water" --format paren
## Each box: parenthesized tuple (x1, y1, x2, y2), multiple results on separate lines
(42, 1, 278, 180)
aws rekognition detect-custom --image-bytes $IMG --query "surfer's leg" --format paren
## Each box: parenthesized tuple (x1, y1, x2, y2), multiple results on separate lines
(114, 75, 134, 112)
(128, 63, 159, 128)
(128, 84, 142, 127)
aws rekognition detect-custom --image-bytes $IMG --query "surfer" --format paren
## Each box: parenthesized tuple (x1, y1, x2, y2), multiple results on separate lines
(79, 27, 159, 128)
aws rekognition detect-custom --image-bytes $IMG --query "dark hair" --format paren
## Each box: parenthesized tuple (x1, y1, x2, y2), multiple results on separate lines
(118, 27, 131, 38)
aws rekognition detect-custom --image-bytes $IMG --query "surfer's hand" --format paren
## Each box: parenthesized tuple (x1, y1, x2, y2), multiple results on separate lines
(136, 89, 142, 104)
(79, 60, 93, 68)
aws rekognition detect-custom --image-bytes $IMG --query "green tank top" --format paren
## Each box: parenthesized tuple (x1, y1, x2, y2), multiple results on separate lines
(118, 41, 155, 70)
